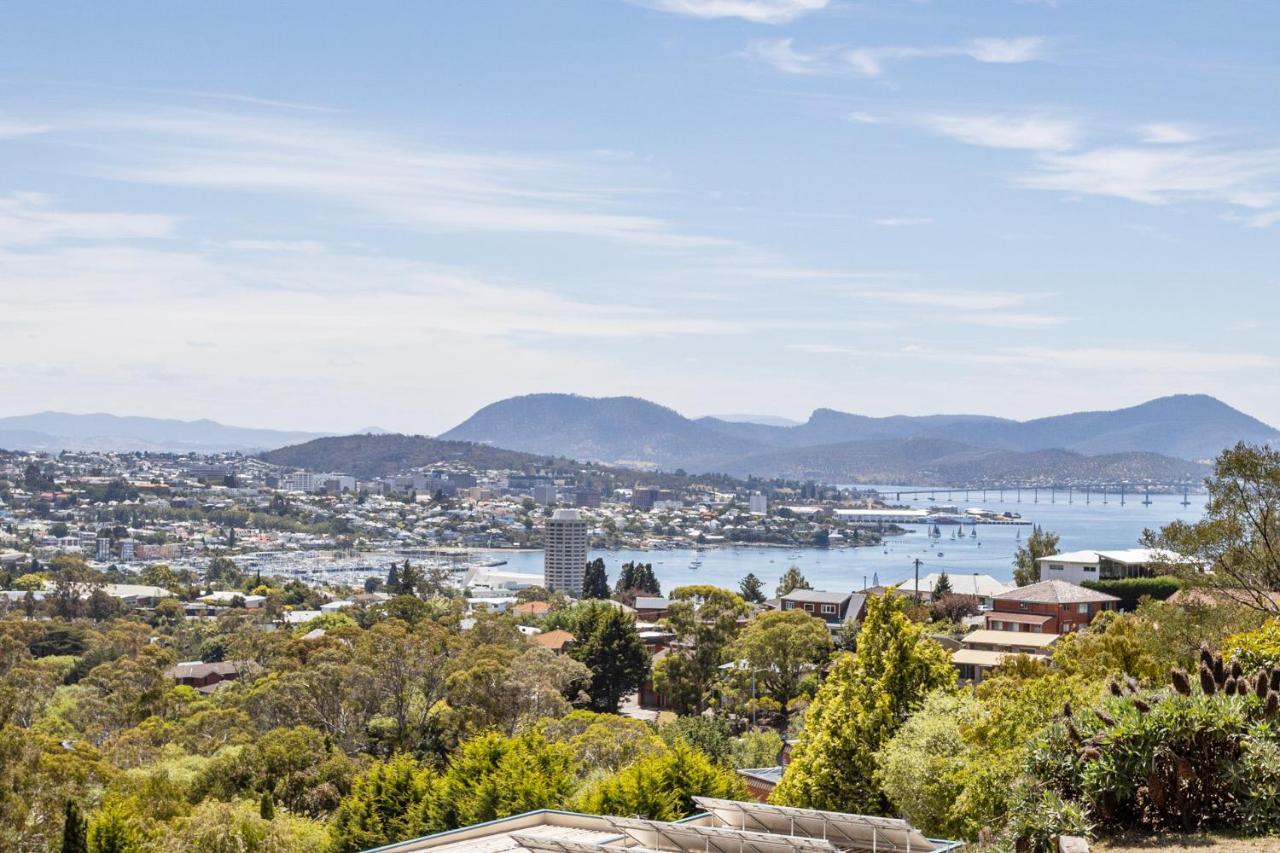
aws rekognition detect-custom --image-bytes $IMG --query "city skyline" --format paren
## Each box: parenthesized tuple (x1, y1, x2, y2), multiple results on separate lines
(2, 1, 1279, 433)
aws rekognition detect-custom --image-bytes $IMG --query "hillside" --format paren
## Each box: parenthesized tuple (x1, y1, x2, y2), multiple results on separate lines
(257, 432, 739, 490)
(258, 434, 560, 479)
(0, 412, 325, 453)
(719, 437, 1209, 485)
(440, 393, 1275, 475)
(440, 393, 767, 469)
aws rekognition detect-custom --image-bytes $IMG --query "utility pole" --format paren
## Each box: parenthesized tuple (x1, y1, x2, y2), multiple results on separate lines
(913, 558, 922, 603)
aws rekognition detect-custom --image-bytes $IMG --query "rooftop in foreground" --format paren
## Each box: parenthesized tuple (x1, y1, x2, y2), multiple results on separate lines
(367, 797, 962, 853)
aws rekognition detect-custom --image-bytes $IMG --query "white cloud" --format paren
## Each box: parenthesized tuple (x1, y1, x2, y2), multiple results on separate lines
(0, 118, 51, 138)
(787, 343, 856, 354)
(0, 192, 177, 246)
(848, 111, 886, 125)
(960, 313, 1064, 329)
(1138, 122, 1200, 145)
(747, 36, 1044, 77)
(0, 241, 743, 338)
(964, 36, 1045, 64)
(222, 239, 328, 253)
(842, 287, 1034, 311)
(845, 36, 1045, 78)
(896, 345, 1274, 373)
(635, 0, 828, 24)
(68, 108, 732, 249)
(744, 39, 831, 75)
(1021, 145, 1280, 208)
(873, 216, 934, 227)
(920, 113, 1080, 151)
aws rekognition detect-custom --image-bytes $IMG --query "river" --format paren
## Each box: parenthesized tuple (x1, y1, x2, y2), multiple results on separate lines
(481, 489, 1206, 594)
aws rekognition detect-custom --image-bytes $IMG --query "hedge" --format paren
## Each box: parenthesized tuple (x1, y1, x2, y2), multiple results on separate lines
(1081, 576, 1181, 611)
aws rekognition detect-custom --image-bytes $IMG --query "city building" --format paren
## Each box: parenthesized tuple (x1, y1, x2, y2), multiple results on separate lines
(544, 508, 589, 595)
(986, 580, 1120, 634)
(749, 492, 768, 515)
(630, 486, 661, 510)
(532, 484, 557, 506)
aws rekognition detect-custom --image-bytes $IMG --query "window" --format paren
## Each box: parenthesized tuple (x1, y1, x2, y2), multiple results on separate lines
(1048, 564, 1063, 572)
(1078, 603, 1090, 613)
(821, 604, 837, 615)
(1083, 566, 1097, 573)
(804, 603, 814, 612)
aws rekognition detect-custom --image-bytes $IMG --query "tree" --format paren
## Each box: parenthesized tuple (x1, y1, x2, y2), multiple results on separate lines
(431, 732, 576, 830)
(581, 558, 610, 600)
(738, 573, 766, 604)
(259, 791, 275, 821)
(61, 800, 88, 853)
(771, 592, 955, 814)
(87, 802, 141, 853)
(652, 586, 750, 714)
(568, 602, 650, 713)
(328, 754, 436, 853)
(729, 610, 832, 730)
(1013, 526, 1060, 587)
(615, 562, 660, 601)
(932, 572, 953, 598)
(930, 593, 979, 625)
(776, 566, 811, 597)
(1144, 443, 1280, 613)
(577, 741, 746, 821)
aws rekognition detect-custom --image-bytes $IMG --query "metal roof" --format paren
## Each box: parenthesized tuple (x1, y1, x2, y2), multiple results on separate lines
(692, 798, 951, 853)
(602, 816, 839, 853)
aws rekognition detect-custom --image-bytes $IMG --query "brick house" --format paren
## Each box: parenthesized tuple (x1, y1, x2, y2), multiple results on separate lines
(986, 580, 1119, 634)
(774, 590, 866, 634)
(164, 660, 259, 694)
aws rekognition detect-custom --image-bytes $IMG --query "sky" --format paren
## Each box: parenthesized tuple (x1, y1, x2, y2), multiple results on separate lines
(2, 1, 1279, 434)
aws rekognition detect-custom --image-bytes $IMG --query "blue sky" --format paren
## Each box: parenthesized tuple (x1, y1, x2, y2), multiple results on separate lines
(2, 1, 1278, 434)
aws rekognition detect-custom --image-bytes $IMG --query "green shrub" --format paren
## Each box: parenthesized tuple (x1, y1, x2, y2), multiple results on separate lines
(1025, 657, 1280, 835)
(1081, 577, 1180, 611)
(1224, 618, 1280, 672)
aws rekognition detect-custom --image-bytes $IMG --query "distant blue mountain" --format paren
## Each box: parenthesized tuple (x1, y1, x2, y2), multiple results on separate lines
(0, 412, 327, 453)
(442, 392, 1278, 474)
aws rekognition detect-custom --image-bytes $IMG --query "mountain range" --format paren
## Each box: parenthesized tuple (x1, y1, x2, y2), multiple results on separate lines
(2, 394, 1273, 486)
(439, 393, 1277, 482)
(0, 412, 327, 454)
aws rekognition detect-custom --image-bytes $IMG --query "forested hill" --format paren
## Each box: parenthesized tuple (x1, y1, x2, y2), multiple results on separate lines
(435, 392, 1269, 481)
(257, 433, 741, 489)
(717, 438, 1211, 485)
(258, 434, 560, 479)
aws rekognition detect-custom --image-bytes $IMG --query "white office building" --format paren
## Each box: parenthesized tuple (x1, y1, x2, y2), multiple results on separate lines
(544, 509, 589, 596)
(749, 493, 768, 515)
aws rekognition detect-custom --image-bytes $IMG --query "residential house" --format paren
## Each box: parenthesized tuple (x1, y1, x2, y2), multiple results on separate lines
(952, 629, 1060, 684)
(164, 660, 258, 694)
(1036, 547, 1176, 586)
(527, 629, 575, 654)
(986, 580, 1120, 634)
(774, 589, 866, 634)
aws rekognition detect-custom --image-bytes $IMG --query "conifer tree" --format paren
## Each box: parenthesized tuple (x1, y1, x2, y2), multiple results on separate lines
(772, 593, 955, 814)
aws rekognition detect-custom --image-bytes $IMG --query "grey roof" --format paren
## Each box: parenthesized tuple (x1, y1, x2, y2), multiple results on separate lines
(633, 596, 670, 609)
(994, 579, 1120, 605)
(780, 589, 854, 605)
(737, 766, 785, 785)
